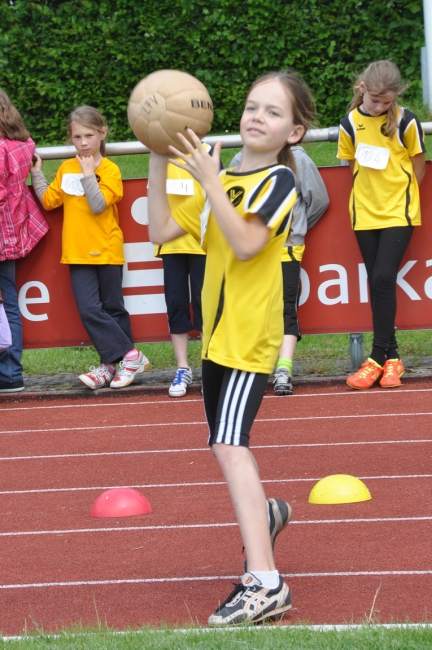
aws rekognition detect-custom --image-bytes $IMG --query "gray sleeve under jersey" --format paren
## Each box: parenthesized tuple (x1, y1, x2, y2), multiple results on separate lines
(228, 146, 330, 247)
(31, 171, 107, 214)
(288, 146, 330, 246)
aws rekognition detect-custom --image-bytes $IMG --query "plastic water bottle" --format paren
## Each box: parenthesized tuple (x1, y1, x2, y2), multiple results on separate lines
(350, 333, 364, 370)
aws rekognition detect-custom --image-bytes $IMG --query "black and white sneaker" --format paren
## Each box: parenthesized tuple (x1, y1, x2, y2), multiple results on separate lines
(273, 367, 293, 396)
(244, 498, 292, 572)
(0, 380, 25, 393)
(268, 497, 292, 549)
(208, 573, 292, 626)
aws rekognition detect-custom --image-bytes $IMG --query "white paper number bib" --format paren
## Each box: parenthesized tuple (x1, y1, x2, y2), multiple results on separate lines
(355, 143, 390, 170)
(61, 173, 85, 196)
(166, 179, 194, 195)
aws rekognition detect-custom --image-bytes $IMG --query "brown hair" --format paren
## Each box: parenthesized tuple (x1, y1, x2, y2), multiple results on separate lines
(349, 60, 408, 138)
(246, 70, 315, 170)
(67, 105, 108, 156)
(0, 88, 30, 141)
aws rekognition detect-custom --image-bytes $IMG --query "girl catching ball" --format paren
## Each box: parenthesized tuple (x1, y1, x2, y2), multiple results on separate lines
(31, 106, 149, 389)
(338, 60, 426, 390)
(148, 70, 314, 625)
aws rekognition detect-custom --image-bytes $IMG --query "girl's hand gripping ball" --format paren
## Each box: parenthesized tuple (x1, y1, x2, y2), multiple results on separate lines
(127, 69, 214, 154)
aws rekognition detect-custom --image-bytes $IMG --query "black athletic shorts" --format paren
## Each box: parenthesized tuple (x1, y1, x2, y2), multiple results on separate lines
(202, 359, 269, 447)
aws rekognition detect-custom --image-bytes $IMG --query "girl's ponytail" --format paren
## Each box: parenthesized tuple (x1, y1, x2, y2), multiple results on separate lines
(277, 143, 295, 170)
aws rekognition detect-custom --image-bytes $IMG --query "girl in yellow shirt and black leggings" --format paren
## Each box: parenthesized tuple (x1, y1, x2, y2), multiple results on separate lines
(338, 60, 426, 389)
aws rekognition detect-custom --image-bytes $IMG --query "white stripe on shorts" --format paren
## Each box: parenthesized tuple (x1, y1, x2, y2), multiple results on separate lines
(215, 370, 256, 445)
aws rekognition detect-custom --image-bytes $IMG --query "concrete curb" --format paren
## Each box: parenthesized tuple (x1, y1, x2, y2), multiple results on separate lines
(1, 359, 432, 403)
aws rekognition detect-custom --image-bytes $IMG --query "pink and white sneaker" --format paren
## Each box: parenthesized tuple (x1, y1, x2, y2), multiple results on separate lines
(78, 364, 115, 390)
(110, 352, 150, 388)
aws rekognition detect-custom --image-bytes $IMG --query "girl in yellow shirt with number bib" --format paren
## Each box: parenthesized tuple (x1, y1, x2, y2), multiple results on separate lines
(32, 106, 149, 390)
(338, 60, 425, 390)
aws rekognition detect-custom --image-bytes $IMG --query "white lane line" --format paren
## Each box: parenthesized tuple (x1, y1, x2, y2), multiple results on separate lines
(1, 474, 431, 496)
(0, 398, 203, 412)
(2, 623, 432, 641)
(0, 446, 210, 460)
(1, 437, 431, 462)
(3, 410, 432, 435)
(0, 570, 431, 589)
(0, 516, 431, 538)
(3, 623, 431, 640)
(1, 386, 432, 413)
(1, 421, 208, 434)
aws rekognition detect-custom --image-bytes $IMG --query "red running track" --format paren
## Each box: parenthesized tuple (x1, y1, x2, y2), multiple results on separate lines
(0, 382, 431, 634)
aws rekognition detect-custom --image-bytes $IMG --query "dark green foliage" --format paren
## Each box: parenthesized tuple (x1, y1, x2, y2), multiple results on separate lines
(0, 0, 425, 144)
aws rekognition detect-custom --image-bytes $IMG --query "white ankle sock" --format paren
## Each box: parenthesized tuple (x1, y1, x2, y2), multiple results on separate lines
(248, 570, 280, 589)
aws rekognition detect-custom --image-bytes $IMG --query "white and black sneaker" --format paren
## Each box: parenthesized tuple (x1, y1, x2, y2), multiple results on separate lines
(268, 498, 292, 549)
(244, 498, 292, 572)
(273, 367, 293, 396)
(208, 573, 292, 626)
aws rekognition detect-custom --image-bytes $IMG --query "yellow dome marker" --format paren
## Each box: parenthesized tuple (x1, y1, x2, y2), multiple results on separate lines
(308, 474, 372, 504)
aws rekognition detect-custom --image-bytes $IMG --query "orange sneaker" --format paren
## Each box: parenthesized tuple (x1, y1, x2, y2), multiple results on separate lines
(346, 359, 383, 390)
(379, 359, 404, 388)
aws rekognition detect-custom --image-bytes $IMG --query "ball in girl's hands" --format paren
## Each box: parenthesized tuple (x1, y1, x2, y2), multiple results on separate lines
(127, 69, 214, 154)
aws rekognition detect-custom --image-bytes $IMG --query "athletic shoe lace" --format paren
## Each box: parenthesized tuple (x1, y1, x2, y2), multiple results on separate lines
(89, 365, 108, 378)
(214, 582, 245, 612)
(114, 359, 132, 378)
(172, 368, 189, 386)
(274, 368, 289, 384)
(358, 362, 379, 378)
(384, 361, 398, 376)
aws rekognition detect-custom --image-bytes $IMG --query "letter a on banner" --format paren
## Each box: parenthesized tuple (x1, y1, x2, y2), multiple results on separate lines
(318, 264, 349, 305)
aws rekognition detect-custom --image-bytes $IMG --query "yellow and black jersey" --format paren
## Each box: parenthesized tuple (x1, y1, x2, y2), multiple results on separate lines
(337, 106, 425, 230)
(153, 145, 212, 257)
(281, 243, 305, 263)
(172, 164, 297, 374)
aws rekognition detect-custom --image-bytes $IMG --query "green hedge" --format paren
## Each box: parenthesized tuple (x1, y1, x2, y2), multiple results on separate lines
(0, 0, 425, 144)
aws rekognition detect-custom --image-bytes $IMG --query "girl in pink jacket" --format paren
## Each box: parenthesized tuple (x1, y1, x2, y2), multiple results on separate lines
(0, 88, 48, 393)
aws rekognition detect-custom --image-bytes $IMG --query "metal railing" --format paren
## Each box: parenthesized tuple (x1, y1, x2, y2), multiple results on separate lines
(35, 123, 432, 159)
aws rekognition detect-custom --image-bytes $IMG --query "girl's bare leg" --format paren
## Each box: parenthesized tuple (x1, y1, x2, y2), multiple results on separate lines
(212, 443, 274, 571)
(171, 332, 189, 368)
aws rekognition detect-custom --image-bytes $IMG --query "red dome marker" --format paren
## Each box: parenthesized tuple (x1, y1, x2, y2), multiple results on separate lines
(91, 488, 152, 518)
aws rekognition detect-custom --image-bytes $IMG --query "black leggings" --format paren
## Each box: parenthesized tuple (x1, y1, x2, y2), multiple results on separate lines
(162, 253, 205, 334)
(281, 259, 301, 339)
(355, 226, 413, 366)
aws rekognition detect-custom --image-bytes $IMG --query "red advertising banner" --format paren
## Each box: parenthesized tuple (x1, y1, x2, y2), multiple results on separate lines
(16, 163, 432, 348)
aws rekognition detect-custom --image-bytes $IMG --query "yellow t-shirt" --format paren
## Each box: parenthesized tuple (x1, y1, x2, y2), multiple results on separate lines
(153, 151, 207, 258)
(172, 165, 297, 374)
(337, 106, 425, 229)
(42, 157, 124, 264)
(281, 244, 305, 262)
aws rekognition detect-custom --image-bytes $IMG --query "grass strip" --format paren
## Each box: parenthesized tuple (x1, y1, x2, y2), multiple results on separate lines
(1, 623, 432, 649)
(21, 331, 432, 377)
